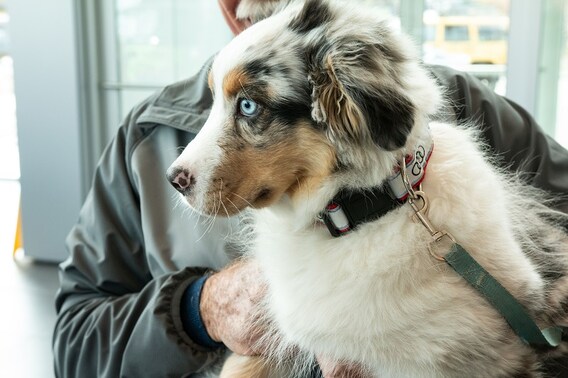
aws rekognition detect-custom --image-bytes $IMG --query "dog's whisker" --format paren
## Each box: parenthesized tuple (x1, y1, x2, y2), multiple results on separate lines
(195, 218, 211, 242)
(218, 179, 234, 240)
(215, 191, 225, 223)
(232, 192, 254, 209)
(171, 193, 201, 232)
(220, 199, 233, 240)
(225, 197, 240, 213)
(218, 179, 227, 217)
(195, 192, 219, 242)
(198, 211, 216, 243)
(209, 194, 220, 226)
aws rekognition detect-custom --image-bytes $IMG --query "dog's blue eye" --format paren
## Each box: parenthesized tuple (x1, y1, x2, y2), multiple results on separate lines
(239, 98, 259, 117)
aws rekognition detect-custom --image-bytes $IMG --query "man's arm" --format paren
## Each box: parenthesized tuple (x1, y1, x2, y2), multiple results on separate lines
(53, 107, 223, 377)
(430, 65, 568, 213)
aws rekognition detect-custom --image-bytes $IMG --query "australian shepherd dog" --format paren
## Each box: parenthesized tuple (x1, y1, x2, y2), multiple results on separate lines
(167, 0, 568, 376)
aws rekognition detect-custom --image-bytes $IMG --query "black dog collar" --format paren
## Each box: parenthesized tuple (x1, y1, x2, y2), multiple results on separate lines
(320, 137, 433, 237)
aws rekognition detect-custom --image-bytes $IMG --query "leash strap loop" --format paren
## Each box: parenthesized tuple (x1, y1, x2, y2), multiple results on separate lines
(444, 243, 564, 348)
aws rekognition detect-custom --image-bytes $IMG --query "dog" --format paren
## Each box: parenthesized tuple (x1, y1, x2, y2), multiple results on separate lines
(167, 0, 568, 376)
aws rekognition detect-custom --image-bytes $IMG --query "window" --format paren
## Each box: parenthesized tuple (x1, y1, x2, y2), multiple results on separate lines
(95, 0, 401, 132)
(116, 0, 233, 86)
(536, 0, 568, 148)
(556, 10, 568, 148)
(0, 4, 19, 180)
(423, 25, 436, 41)
(113, 0, 234, 120)
(422, 0, 510, 95)
(478, 25, 507, 41)
(444, 25, 469, 41)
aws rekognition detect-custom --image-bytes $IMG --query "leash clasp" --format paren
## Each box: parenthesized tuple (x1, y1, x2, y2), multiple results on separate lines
(400, 157, 456, 261)
(407, 191, 455, 261)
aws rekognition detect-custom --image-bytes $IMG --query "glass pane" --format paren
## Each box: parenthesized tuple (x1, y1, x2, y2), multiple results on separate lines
(0, 5, 19, 180)
(555, 5, 568, 148)
(360, 0, 401, 33)
(423, 0, 510, 95)
(109, 0, 399, 124)
(445, 25, 469, 41)
(478, 25, 507, 41)
(115, 0, 234, 86)
(359, 0, 400, 17)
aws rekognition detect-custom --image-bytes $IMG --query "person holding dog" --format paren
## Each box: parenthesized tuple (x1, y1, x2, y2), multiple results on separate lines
(52, 0, 568, 377)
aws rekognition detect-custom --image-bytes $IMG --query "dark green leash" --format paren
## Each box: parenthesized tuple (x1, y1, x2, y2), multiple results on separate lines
(444, 243, 564, 348)
(397, 155, 566, 349)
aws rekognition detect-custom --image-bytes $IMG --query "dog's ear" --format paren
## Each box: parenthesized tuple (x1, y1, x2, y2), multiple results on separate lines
(289, 0, 333, 34)
(310, 47, 415, 151)
(293, 1, 416, 151)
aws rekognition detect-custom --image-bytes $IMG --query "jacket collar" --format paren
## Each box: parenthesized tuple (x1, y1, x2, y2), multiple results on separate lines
(136, 56, 215, 133)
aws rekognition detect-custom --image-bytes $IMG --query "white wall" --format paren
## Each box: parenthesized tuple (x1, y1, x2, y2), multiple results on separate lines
(7, 0, 82, 262)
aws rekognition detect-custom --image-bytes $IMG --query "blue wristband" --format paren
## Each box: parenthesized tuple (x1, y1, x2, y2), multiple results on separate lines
(180, 274, 224, 349)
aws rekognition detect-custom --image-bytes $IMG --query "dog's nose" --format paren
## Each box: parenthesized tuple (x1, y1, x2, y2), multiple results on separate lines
(166, 166, 194, 194)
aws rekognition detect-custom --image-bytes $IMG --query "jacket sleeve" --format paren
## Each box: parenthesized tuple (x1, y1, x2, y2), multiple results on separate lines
(430, 65, 568, 213)
(53, 107, 224, 378)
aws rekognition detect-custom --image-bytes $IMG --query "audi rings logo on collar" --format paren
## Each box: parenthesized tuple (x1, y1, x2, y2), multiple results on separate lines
(412, 145, 427, 176)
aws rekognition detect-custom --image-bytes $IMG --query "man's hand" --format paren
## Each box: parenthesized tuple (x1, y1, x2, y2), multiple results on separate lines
(200, 259, 269, 355)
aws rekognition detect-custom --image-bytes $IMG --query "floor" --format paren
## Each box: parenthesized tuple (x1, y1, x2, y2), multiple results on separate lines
(0, 180, 59, 378)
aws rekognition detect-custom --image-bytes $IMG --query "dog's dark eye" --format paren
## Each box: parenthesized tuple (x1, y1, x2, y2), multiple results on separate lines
(238, 98, 259, 117)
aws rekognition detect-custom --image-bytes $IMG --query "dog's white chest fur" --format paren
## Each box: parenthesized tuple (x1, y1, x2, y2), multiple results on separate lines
(252, 123, 544, 377)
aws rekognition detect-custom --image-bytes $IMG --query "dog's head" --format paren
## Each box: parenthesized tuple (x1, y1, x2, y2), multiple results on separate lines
(167, 0, 441, 217)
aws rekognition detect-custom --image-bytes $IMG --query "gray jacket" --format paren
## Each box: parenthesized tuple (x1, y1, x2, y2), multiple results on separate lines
(53, 61, 568, 377)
